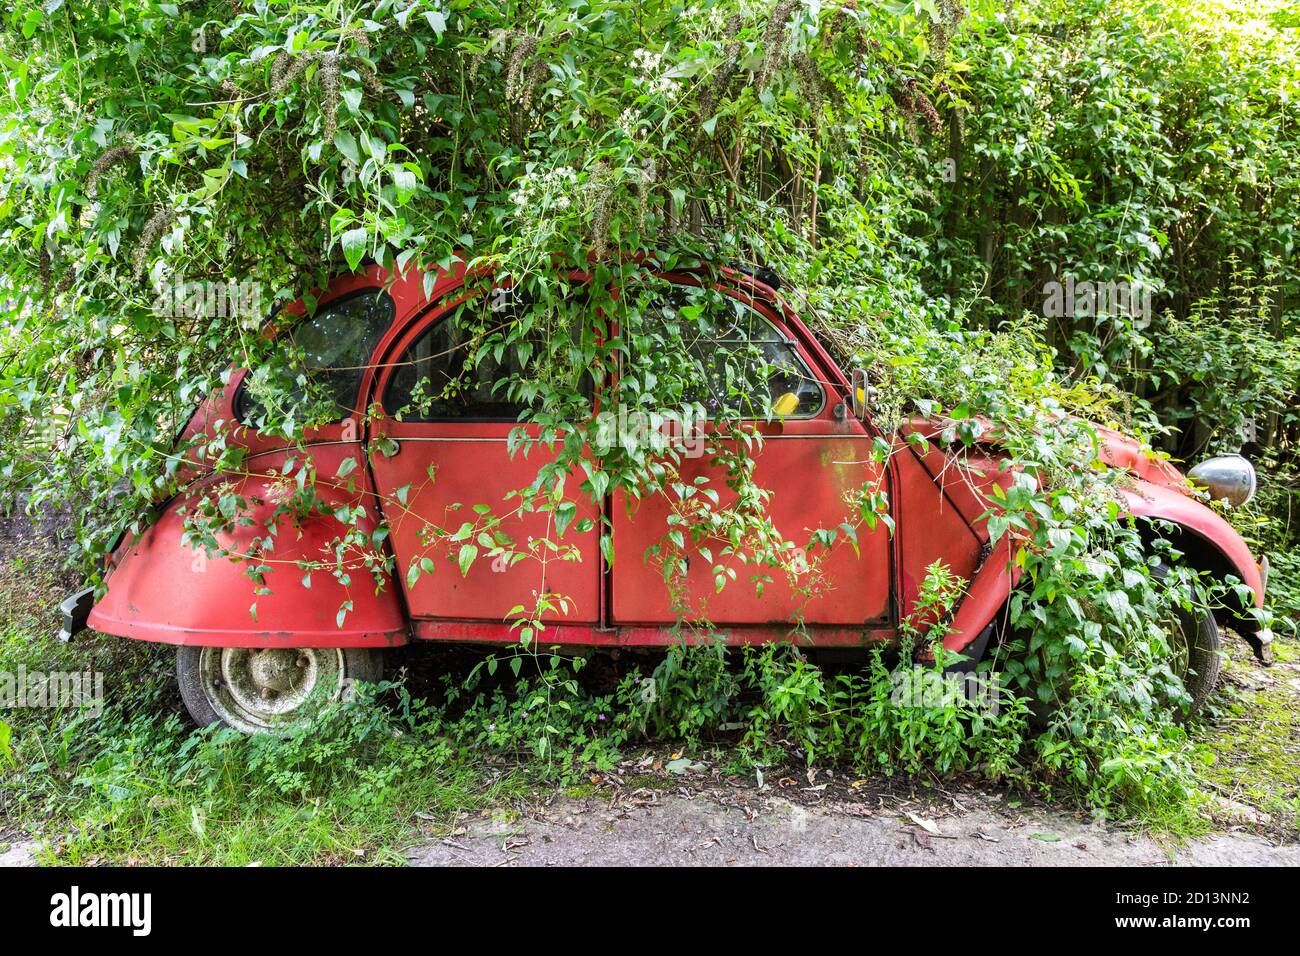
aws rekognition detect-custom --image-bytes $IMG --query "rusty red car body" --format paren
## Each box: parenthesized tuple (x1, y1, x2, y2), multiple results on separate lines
(74, 260, 1269, 715)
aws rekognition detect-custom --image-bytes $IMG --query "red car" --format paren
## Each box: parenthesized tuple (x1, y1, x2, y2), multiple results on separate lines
(60, 262, 1271, 731)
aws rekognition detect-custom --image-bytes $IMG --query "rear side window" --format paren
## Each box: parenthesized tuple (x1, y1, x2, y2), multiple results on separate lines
(237, 290, 394, 425)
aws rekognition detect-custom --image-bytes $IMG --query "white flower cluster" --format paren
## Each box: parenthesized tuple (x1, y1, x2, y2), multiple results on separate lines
(509, 165, 580, 215)
(683, 4, 729, 33)
(619, 106, 648, 138)
(631, 47, 680, 97)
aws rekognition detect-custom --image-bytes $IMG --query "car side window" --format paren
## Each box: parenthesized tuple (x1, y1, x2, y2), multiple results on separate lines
(236, 290, 394, 425)
(384, 293, 594, 422)
(385, 309, 526, 421)
(633, 290, 824, 420)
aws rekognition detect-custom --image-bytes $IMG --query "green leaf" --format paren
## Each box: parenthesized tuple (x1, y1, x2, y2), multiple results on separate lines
(389, 164, 419, 205)
(333, 130, 360, 165)
(329, 207, 357, 233)
(425, 10, 448, 37)
(341, 227, 368, 271)
(554, 501, 577, 536)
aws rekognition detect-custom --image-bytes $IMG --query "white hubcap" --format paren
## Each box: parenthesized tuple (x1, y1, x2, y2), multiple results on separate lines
(199, 647, 346, 732)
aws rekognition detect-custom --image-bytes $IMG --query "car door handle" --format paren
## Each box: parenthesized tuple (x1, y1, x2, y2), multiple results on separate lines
(372, 435, 401, 458)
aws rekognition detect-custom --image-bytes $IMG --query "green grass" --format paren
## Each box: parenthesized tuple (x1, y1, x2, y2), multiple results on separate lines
(1, 655, 534, 865)
(1197, 631, 1300, 836)
(27, 711, 531, 866)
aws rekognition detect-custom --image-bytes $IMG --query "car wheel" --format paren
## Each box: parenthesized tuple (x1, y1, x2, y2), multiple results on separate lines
(177, 646, 384, 733)
(1164, 601, 1222, 714)
(1154, 564, 1222, 714)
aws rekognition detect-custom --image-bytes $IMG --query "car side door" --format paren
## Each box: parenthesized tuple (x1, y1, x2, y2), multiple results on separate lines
(608, 282, 893, 631)
(366, 284, 602, 625)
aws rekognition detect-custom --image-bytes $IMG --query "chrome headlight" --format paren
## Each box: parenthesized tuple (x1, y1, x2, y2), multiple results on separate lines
(1187, 454, 1257, 507)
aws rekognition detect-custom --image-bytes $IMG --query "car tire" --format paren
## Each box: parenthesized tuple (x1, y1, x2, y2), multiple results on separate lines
(1153, 563, 1222, 714)
(1170, 602, 1222, 714)
(177, 646, 384, 733)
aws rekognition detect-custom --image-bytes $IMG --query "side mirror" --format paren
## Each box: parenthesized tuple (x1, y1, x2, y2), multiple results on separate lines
(850, 368, 876, 420)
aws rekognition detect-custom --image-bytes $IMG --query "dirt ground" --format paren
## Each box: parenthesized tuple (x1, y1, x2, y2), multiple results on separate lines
(403, 773, 1298, 868)
(3, 783, 1295, 867)
(0, 839, 34, 867)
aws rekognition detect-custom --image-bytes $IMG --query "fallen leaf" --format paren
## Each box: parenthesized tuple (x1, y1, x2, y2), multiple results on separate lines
(907, 812, 940, 835)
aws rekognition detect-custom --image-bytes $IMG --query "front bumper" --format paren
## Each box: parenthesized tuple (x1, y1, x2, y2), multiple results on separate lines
(59, 587, 95, 642)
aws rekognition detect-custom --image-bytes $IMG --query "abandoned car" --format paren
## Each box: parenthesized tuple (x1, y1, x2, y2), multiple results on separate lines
(60, 262, 1271, 731)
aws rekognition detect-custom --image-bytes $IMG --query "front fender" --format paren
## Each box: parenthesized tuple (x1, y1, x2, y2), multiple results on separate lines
(938, 477, 1268, 661)
(88, 444, 409, 648)
(1120, 478, 1265, 603)
(1121, 477, 1270, 658)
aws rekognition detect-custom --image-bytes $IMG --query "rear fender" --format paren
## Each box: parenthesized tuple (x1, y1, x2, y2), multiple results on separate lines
(891, 422, 1269, 664)
(937, 479, 1270, 664)
(939, 537, 1018, 660)
(88, 443, 408, 648)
